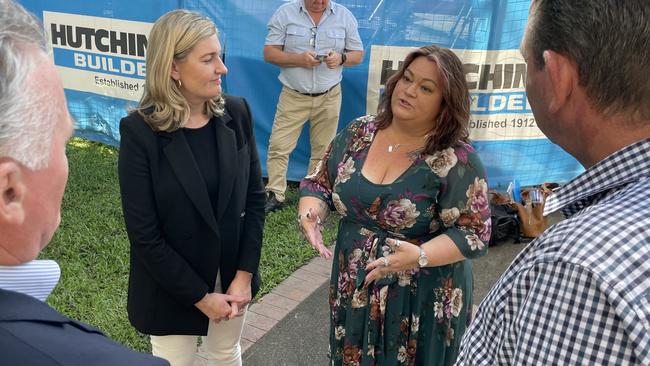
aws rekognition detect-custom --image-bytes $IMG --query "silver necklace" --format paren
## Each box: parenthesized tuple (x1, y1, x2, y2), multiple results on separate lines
(386, 131, 430, 153)
(387, 143, 403, 153)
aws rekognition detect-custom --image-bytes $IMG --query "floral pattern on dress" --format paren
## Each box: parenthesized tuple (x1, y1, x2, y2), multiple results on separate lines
(333, 192, 348, 216)
(425, 147, 458, 177)
(342, 344, 362, 366)
(378, 198, 420, 231)
(441, 208, 461, 227)
(335, 326, 346, 340)
(433, 280, 462, 318)
(300, 116, 490, 366)
(465, 234, 484, 251)
(467, 177, 490, 218)
(433, 277, 464, 347)
(336, 156, 356, 185)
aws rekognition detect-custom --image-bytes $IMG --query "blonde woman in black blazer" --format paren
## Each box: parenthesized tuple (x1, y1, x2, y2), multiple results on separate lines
(118, 10, 264, 366)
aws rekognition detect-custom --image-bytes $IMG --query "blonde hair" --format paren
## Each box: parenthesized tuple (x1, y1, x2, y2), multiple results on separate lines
(136, 9, 224, 132)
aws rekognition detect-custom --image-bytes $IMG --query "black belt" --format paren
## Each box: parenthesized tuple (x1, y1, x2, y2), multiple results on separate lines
(293, 83, 338, 97)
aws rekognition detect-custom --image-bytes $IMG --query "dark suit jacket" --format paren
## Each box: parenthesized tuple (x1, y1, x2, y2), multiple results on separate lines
(0, 289, 169, 365)
(118, 95, 265, 335)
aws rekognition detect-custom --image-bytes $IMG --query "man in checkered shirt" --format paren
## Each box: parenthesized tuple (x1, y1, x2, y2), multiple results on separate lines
(456, 0, 650, 365)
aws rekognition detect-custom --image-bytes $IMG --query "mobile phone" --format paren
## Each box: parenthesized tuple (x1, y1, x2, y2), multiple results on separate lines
(316, 54, 327, 62)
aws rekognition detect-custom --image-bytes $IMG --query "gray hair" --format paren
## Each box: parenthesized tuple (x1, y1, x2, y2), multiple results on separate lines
(0, 0, 57, 170)
(528, 0, 650, 120)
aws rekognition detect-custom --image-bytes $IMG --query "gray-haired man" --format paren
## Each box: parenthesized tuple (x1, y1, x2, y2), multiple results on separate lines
(0, 0, 168, 364)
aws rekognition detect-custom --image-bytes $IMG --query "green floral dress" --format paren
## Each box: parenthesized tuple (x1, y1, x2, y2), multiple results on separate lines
(300, 116, 491, 366)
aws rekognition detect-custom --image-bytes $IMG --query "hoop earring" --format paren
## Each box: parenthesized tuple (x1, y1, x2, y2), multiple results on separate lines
(175, 79, 182, 88)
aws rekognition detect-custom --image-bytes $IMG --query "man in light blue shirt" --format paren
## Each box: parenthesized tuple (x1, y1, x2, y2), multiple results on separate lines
(263, 0, 363, 213)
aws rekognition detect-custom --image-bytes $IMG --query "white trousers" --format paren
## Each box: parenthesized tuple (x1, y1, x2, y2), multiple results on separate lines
(150, 273, 247, 366)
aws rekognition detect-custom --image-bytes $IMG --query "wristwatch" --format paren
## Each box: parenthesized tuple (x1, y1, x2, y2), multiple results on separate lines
(417, 247, 428, 267)
(339, 52, 347, 65)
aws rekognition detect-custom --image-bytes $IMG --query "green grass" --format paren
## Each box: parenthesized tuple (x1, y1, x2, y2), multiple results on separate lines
(41, 138, 338, 352)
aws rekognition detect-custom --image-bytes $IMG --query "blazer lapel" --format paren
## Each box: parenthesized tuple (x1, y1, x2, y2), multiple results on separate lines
(214, 111, 237, 222)
(163, 129, 219, 234)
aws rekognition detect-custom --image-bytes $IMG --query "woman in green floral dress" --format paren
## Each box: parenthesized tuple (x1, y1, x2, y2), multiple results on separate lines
(298, 45, 490, 366)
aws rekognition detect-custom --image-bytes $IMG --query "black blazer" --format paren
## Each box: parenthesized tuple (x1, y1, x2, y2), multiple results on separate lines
(0, 289, 169, 365)
(118, 95, 265, 335)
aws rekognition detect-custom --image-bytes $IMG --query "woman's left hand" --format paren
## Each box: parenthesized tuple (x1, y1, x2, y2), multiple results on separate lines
(364, 238, 420, 286)
(225, 272, 252, 319)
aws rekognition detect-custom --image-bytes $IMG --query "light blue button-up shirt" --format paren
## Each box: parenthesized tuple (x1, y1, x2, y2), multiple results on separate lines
(0, 260, 60, 301)
(265, 0, 363, 94)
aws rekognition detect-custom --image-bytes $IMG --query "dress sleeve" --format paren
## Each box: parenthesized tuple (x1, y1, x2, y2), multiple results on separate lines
(433, 142, 490, 259)
(299, 118, 359, 208)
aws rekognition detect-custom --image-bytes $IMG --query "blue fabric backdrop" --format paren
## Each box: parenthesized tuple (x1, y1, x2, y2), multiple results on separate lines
(19, 0, 584, 188)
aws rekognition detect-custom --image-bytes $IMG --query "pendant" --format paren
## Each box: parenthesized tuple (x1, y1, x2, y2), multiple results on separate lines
(388, 145, 394, 153)
(388, 144, 400, 153)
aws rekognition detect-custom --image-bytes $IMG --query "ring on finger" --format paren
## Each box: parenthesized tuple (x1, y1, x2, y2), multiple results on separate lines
(395, 240, 401, 248)
(382, 257, 390, 267)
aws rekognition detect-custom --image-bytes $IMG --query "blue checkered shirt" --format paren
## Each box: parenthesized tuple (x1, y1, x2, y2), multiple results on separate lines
(456, 139, 650, 365)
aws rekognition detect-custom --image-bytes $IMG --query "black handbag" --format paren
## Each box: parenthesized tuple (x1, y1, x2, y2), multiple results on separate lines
(489, 203, 520, 246)
(488, 190, 521, 246)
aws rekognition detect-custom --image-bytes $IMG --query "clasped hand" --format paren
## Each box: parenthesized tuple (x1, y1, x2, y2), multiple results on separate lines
(195, 292, 246, 324)
(364, 238, 420, 286)
(195, 274, 252, 323)
(225, 274, 252, 319)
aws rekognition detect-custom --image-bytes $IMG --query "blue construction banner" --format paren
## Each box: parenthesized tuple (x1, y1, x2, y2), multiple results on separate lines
(19, 0, 584, 188)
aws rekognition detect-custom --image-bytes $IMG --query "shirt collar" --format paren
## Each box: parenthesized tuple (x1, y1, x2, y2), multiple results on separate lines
(0, 260, 61, 301)
(544, 138, 650, 217)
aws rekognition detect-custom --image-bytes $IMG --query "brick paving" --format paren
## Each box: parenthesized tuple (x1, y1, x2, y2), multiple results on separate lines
(193, 256, 332, 365)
